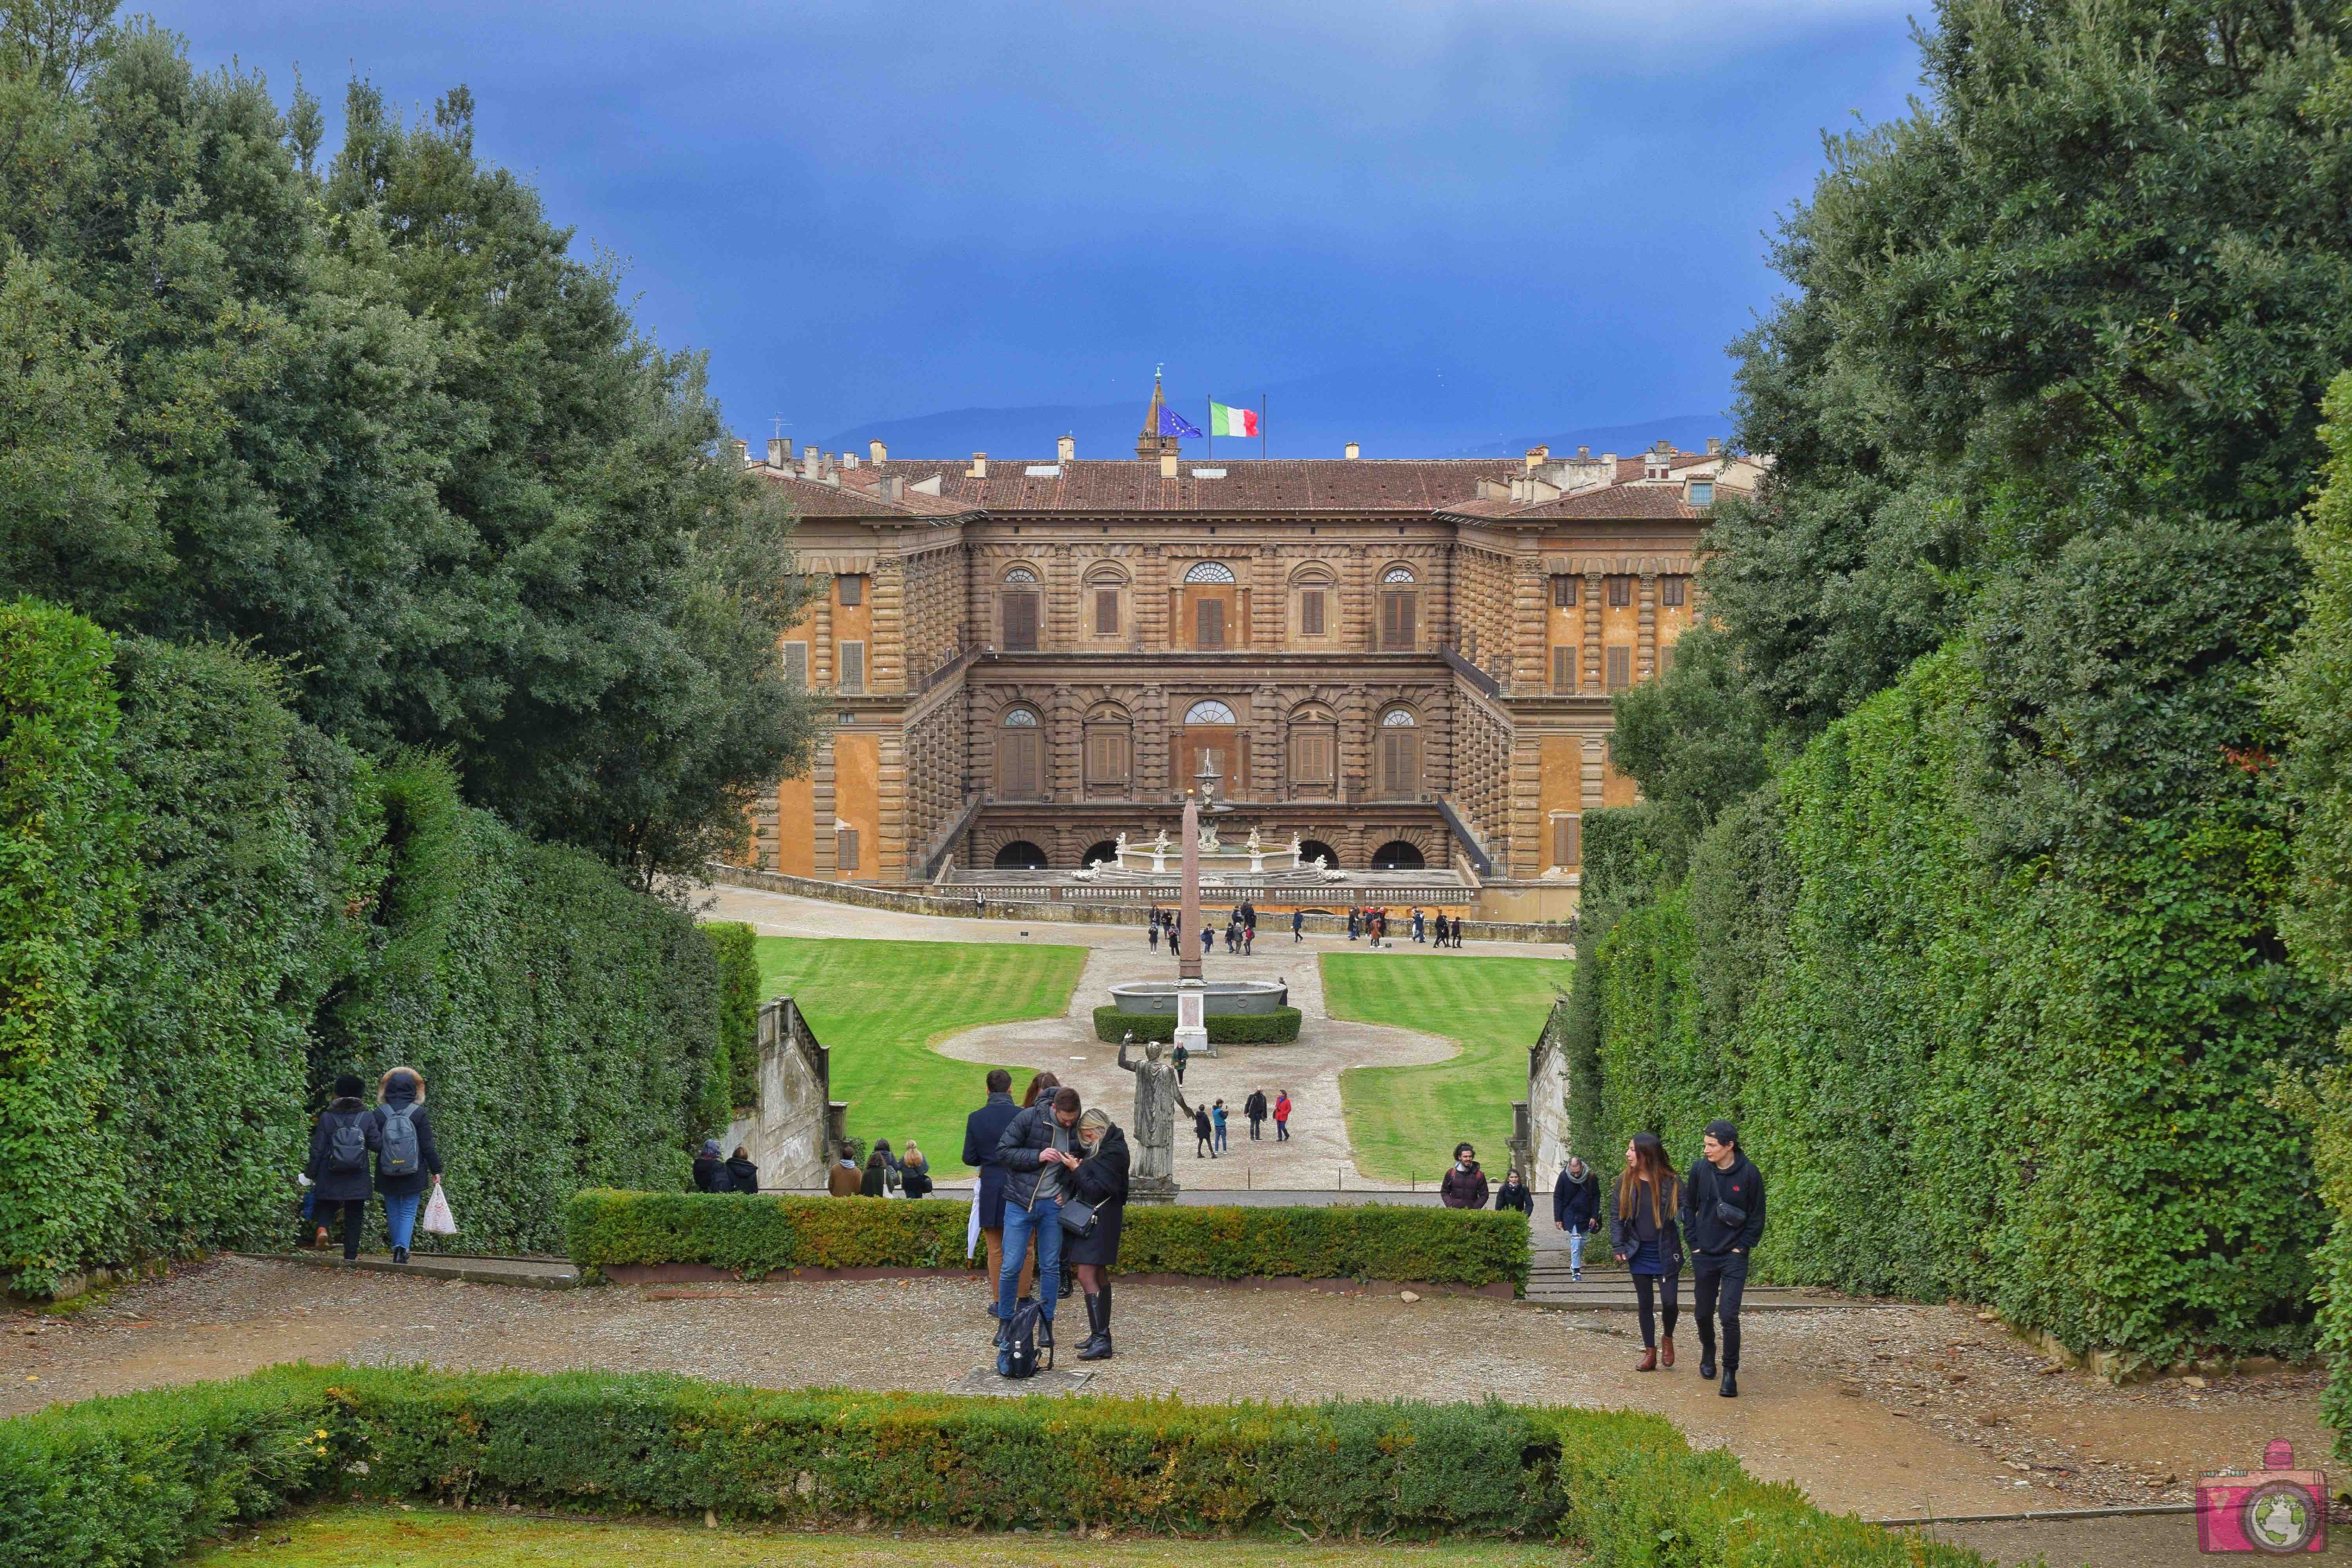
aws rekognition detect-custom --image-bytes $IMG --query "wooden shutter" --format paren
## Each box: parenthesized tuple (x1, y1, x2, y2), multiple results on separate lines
(1003, 592, 1038, 650)
(1292, 728, 1335, 787)
(783, 642, 808, 688)
(837, 641, 865, 693)
(1300, 589, 1325, 636)
(1552, 575, 1573, 608)
(1553, 816, 1581, 867)
(1606, 646, 1631, 691)
(1379, 731, 1417, 797)
(1001, 731, 1042, 798)
(1095, 588, 1120, 635)
(837, 574, 863, 606)
(1552, 647, 1572, 693)
(1658, 642, 1676, 678)
(836, 828, 860, 873)
(1661, 575, 1686, 607)
(1379, 591, 1416, 649)
(1196, 597, 1225, 649)
(1085, 728, 1130, 788)
(1608, 576, 1630, 607)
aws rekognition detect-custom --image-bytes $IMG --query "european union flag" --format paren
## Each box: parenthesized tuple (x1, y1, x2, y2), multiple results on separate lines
(1160, 405, 1203, 439)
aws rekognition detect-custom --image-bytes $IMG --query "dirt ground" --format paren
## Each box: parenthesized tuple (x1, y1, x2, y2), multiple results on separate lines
(4, 1256, 2329, 1558)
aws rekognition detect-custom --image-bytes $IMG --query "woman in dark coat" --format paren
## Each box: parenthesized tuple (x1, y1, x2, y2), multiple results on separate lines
(692, 1139, 726, 1192)
(306, 1074, 378, 1261)
(724, 1145, 760, 1193)
(1193, 1103, 1214, 1159)
(1065, 1107, 1130, 1360)
(860, 1149, 889, 1197)
(1612, 1132, 1684, 1372)
(372, 1067, 445, 1265)
(1495, 1169, 1534, 1214)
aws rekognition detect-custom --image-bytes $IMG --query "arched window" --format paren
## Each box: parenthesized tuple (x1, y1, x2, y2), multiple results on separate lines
(1376, 706, 1421, 798)
(994, 840, 1048, 871)
(1183, 561, 1236, 584)
(1287, 702, 1336, 797)
(1185, 699, 1238, 724)
(1004, 567, 1039, 584)
(1371, 839, 1426, 871)
(996, 705, 1044, 798)
(1083, 701, 1132, 793)
(1379, 566, 1417, 648)
(1085, 564, 1128, 637)
(1179, 698, 1245, 794)
(1291, 564, 1334, 638)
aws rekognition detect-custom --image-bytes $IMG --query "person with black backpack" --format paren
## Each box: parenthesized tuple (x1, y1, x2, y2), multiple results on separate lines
(305, 1074, 377, 1262)
(372, 1067, 444, 1265)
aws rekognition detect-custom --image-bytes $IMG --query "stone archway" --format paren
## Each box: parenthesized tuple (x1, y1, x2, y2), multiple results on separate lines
(1298, 838, 1341, 868)
(1081, 839, 1120, 867)
(1371, 839, 1426, 871)
(993, 840, 1048, 871)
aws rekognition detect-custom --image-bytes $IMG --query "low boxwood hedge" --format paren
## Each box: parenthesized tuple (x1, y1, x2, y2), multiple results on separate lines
(564, 1189, 1530, 1289)
(0, 1367, 1992, 1567)
(1093, 1005, 1303, 1043)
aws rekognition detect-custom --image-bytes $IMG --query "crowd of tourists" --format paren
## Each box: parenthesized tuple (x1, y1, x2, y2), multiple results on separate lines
(300, 1067, 448, 1265)
(964, 1068, 1127, 1369)
(1143, 904, 1471, 948)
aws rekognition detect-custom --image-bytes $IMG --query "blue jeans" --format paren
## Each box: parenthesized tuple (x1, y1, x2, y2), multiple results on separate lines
(385, 1189, 423, 1252)
(1567, 1228, 1586, 1272)
(998, 1196, 1062, 1323)
(1214, 1124, 1227, 1151)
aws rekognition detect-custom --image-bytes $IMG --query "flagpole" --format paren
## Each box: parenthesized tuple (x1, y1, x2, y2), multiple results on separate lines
(1260, 396, 1266, 460)
(1205, 397, 1212, 461)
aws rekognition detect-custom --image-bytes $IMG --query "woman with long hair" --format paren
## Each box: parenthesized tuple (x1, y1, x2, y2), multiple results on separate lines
(1064, 1106, 1130, 1360)
(1611, 1132, 1683, 1372)
(1022, 1071, 1061, 1109)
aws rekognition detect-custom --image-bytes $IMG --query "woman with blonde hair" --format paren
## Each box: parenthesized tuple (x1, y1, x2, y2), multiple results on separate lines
(1063, 1106, 1130, 1360)
(1610, 1131, 1682, 1372)
(372, 1067, 444, 1265)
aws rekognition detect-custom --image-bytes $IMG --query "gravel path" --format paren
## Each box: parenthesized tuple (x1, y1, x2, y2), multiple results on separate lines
(4, 1255, 2326, 1535)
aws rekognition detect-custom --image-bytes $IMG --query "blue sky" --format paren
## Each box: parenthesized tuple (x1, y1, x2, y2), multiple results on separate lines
(153, 0, 1926, 456)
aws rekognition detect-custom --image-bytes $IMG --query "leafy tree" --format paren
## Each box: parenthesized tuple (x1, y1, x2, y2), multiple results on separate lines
(1605, 624, 1772, 846)
(0, 2, 816, 883)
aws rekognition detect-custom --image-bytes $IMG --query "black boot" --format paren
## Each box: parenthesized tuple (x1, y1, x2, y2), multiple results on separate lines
(1698, 1336, 1716, 1381)
(1074, 1290, 1106, 1357)
(1079, 1285, 1114, 1360)
(1719, 1368, 1739, 1398)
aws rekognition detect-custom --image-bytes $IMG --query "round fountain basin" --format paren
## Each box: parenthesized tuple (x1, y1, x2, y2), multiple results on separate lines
(1108, 979, 1290, 1016)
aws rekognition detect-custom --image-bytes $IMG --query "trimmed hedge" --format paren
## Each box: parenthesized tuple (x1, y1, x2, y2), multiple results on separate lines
(704, 921, 762, 1113)
(0, 1365, 1993, 1567)
(1093, 1005, 1302, 1044)
(564, 1190, 1531, 1289)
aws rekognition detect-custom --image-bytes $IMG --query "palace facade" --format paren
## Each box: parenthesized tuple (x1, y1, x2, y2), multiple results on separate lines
(735, 386, 1763, 919)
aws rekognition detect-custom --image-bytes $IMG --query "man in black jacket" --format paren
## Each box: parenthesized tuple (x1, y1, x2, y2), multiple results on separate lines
(1552, 1155, 1599, 1282)
(1681, 1119, 1767, 1398)
(1244, 1088, 1269, 1140)
(995, 1085, 1084, 1356)
(962, 1070, 1028, 1323)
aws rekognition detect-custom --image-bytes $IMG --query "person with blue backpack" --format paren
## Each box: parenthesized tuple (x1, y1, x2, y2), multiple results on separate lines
(305, 1074, 378, 1261)
(373, 1067, 445, 1264)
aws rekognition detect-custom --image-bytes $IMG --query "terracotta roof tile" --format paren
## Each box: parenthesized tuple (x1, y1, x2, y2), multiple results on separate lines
(751, 466, 978, 520)
(866, 457, 1526, 514)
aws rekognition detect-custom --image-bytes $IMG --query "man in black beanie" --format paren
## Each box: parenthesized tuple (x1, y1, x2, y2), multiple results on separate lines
(1681, 1118, 1765, 1397)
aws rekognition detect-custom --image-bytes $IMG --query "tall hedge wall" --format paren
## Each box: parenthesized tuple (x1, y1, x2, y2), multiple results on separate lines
(330, 760, 728, 1256)
(1578, 644, 2339, 1369)
(705, 922, 761, 1111)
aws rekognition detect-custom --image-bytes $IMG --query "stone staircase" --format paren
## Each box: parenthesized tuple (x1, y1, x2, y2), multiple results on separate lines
(1523, 1218, 1879, 1310)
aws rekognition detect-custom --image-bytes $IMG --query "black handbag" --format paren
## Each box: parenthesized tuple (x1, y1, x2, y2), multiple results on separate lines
(1058, 1198, 1097, 1237)
(1714, 1198, 1747, 1229)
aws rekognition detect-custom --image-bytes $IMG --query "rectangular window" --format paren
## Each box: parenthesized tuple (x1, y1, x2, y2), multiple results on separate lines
(1552, 575, 1574, 608)
(835, 828, 860, 873)
(1553, 815, 1581, 868)
(1299, 589, 1325, 636)
(1379, 591, 1417, 650)
(1085, 730, 1131, 788)
(1606, 646, 1631, 691)
(836, 641, 865, 693)
(1607, 577, 1630, 608)
(782, 642, 808, 688)
(836, 574, 864, 606)
(1552, 646, 1573, 693)
(1002, 592, 1039, 651)
(1094, 588, 1120, 635)
(1661, 575, 1686, 608)
(1196, 596, 1225, 649)
(1290, 729, 1336, 788)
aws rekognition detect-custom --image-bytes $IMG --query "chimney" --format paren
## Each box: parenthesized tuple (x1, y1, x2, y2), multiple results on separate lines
(766, 436, 788, 467)
(1344, 441, 1360, 460)
(1160, 452, 1179, 479)
(1577, 445, 1591, 460)
(1601, 452, 1616, 471)
(869, 439, 887, 464)
(1524, 444, 1549, 472)
(730, 438, 749, 467)
(1706, 436, 1724, 456)
(1058, 434, 1076, 464)
(969, 452, 988, 478)
(842, 451, 859, 468)
(821, 451, 837, 479)
(885, 475, 905, 503)
(801, 443, 819, 479)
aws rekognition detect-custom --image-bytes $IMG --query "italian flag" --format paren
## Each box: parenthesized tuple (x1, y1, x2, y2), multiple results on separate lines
(1209, 400, 1259, 438)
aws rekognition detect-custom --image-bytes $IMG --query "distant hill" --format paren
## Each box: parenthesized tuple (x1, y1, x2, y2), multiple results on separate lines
(810, 366, 1729, 463)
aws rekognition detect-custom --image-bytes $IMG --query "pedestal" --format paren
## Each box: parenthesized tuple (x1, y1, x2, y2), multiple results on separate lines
(1174, 978, 1216, 1060)
(1126, 1173, 1180, 1205)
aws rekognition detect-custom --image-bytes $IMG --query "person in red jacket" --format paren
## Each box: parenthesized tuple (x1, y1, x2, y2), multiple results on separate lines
(1273, 1090, 1292, 1141)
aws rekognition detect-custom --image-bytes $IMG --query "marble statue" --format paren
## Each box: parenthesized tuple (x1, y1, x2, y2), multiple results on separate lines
(1116, 1033, 1194, 1185)
(1075, 859, 1102, 881)
(1291, 831, 1302, 853)
(1245, 825, 1263, 851)
(1310, 855, 1327, 871)
(1116, 831, 1128, 853)
(1152, 828, 1171, 853)
(1198, 822, 1220, 851)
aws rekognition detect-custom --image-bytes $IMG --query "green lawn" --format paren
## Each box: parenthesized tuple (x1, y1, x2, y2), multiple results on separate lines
(756, 936, 1087, 1176)
(1322, 952, 1566, 1184)
(189, 1504, 1577, 1566)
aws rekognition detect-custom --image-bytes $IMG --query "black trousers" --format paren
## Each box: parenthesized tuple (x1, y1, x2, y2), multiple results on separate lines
(327, 1198, 367, 1260)
(1249, 1117, 1263, 1140)
(1633, 1270, 1679, 1348)
(1693, 1253, 1748, 1370)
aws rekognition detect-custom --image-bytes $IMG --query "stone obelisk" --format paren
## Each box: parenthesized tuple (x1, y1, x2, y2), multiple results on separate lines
(1174, 779, 1215, 1060)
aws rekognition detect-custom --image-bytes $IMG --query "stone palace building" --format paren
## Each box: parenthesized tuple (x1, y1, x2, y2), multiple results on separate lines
(732, 383, 1764, 921)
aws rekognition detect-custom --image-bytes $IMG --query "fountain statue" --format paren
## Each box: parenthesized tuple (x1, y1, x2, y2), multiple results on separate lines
(1245, 824, 1263, 852)
(1197, 820, 1221, 852)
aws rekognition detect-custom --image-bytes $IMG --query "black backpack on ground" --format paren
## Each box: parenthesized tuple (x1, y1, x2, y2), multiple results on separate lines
(997, 1298, 1045, 1378)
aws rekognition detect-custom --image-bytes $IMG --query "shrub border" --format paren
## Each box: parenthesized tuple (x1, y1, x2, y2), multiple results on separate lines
(1091, 1005, 1303, 1043)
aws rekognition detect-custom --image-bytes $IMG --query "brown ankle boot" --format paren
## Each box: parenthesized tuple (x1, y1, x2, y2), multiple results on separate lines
(1661, 1335, 1676, 1369)
(1635, 1345, 1658, 1372)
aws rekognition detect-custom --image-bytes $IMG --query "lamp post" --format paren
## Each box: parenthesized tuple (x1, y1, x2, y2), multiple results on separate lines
(1174, 756, 1232, 1060)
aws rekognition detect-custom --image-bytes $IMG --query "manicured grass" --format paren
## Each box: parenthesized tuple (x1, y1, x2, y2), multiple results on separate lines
(186, 1505, 1577, 1566)
(1322, 952, 1566, 1184)
(755, 936, 1086, 1175)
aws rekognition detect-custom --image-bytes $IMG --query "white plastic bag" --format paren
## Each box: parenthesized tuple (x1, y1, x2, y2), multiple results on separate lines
(420, 1183, 458, 1236)
(965, 1190, 982, 1260)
